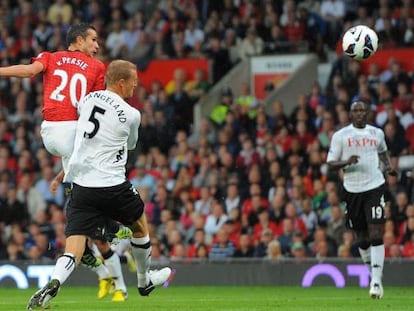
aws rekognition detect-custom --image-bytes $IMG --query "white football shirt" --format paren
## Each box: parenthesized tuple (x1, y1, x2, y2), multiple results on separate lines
(66, 90, 141, 187)
(327, 124, 387, 193)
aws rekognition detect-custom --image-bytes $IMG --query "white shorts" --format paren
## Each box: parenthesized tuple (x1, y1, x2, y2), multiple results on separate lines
(40, 120, 77, 174)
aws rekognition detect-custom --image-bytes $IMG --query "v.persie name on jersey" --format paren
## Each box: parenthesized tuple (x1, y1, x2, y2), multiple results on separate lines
(347, 137, 379, 147)
(90, 92, 127, 123)
(56, 57, 89, 70)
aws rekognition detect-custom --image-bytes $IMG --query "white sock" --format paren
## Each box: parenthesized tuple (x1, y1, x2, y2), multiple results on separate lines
(91, 243, 101, 257)
(90, 261, 111, 280)
(51, 253, 76, 284)
(371, 244, 384, 284)
(104, 252, 127, 292)
(358, 246, 371, 272)
(130, 235, 152, 288)
(111, 239, 130, 256)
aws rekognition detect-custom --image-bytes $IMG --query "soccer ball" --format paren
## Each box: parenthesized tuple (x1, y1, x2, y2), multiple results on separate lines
(342, 25, 378, 60)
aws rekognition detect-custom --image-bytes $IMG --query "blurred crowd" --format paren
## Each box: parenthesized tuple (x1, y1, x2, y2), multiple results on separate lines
(1, 0, 414, 265)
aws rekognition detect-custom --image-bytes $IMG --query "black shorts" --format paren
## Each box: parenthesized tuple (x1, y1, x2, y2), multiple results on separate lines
(65, 181, 144, 238)
(342, 184, 386, 231)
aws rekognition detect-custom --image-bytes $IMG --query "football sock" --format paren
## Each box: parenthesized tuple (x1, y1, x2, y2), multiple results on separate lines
(91, 242, 101, 257)
(358, 246, 371, 272)
(91, 261, 111, 279)
(51, 253, 76, 284)
(371, 244, 384, 284)
(102, 249, 127, 292)
(130, 235, 152, 288)
(81, 241, 111, 279)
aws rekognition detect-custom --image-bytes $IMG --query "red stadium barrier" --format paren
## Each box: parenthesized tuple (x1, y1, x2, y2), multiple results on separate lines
(137, 59, 210, 90)
(359, 48, 414, 74)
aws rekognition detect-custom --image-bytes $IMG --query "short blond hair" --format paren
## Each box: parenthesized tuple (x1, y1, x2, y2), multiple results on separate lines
(105, 60, 137, 86)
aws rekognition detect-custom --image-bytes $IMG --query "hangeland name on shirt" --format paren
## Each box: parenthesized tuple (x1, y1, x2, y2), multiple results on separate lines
(90, 92, 127, 123)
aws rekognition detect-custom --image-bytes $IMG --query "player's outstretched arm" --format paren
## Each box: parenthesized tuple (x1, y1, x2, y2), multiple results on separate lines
(0, 61, 43, 78)
(379, 151, 397, 176)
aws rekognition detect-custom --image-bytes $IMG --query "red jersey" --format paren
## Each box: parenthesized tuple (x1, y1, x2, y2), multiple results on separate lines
(33, 51, 106, 121)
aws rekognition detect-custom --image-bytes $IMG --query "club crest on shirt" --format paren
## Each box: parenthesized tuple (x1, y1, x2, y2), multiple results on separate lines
(113, 146, 125, 163)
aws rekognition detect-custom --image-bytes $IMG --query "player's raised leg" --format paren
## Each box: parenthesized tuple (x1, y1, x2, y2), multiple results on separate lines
(129, 213, 174, 296)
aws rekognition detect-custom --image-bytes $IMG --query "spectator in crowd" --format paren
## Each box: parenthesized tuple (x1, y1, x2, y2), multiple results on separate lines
(388, 243, 402, 259)
(223, 28, 242, 65)
(1, 184, 29, 227)
(252, 207, 278, 243)
(194, 185, 214, 216)
(337, 243, 352, 258)
(204, 35, 232, 83)
(121, 17, 142, 58)
(283, 3, 306, 50)
(238, 27, 264, 61)
(299, 4, 327, 60)
(47, 0, 73, 26)
(383, 122, 409, 159)
(16, 171, 46, 221)
(177, 191, 194, 228)
(402, 231, 414, 258)
(236, 82, 259, 120)
(383, 229, 397, 258)
(277, 218, 295, 256)
(35, 164, 65, 208)
(254, 228, 274, 258)
(233, 233, 254, 258)
(263, 24, 290, 54)
(210, 86, 234, 128)
(151, 238, 169, 265)
(130, 161, 157, 198)
(195, 243, 209, 259)
(204, 200, 228, 241)
(284, 202, 308, 238)
(235, 138, 261, 177)
(320, 0, 345, 49)
(187, 118, 216, 150)
(187, 228, 208, 258)
(291, 241, 308, 260)
(224, 183, 242, 215)
(185, 67, 210, 103)
(169, 79, 194, 135)
(6, 239, 27, 261)
(300, 197, 318, 237)
(400, 216, 414, 246)
(209, 227, 235, 260)
(266, 239, 284, 261)
(184, 19, 205, 50)
(222, 219, 240, 247)
(309, 225, 338, 257)
(105, 20, 127, 59)
(326, 205, 347, 247)
(165, 68, 188, 95)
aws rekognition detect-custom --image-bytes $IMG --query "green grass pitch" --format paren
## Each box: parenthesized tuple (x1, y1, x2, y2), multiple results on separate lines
(1, 286, 413, 311)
